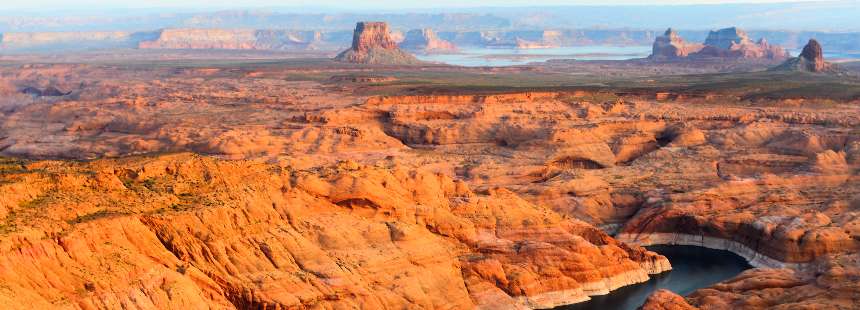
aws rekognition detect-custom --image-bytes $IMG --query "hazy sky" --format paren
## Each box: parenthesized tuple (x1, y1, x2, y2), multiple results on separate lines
(1, 0, 841, 10)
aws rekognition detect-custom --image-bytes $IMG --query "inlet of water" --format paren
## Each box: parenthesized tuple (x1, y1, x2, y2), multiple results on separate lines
(557, 245, 752, 310)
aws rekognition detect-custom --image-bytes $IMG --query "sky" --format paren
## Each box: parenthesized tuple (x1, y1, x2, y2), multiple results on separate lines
(0, 0, 842, 10)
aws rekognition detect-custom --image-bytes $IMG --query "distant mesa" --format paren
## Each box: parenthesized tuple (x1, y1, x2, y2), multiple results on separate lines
(138, 28, 331, 51)
(399, 28, 457, 54)
(772, 39, 836, 73)
(649, 27, 789, 61)
(334, 22, 423, 65)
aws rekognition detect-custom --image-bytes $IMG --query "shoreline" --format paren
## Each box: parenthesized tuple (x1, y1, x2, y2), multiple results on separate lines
(521, 253, 672, 309)
(615, 233, 811, 270)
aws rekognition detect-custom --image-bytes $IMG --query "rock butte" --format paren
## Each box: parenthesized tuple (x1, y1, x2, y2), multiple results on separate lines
(772, 39, 837, 73)
(334, 22, 422, 65)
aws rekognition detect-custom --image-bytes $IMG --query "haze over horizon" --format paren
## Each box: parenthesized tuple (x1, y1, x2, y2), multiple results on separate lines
(0, 0, 858, 32)
(0, 0, 850, 12)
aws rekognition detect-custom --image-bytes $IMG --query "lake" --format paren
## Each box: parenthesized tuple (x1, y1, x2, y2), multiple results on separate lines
(557, 245, 752, 310)
(415, 46, 652, 67)
(416, 46, 860, 67)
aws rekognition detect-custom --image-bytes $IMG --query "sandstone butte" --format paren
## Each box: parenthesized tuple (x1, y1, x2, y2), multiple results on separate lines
(649, 27, 790, 61)
(1, 62, 860, 309)
(334, 22, 423, 65)
(772, 39, 837, 73)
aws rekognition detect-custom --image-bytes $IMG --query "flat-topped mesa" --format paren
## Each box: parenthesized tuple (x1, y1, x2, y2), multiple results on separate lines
(399, 28, 457, 53)
(772, 39, 836, 73)
(335, 22, 422, 65)
(649, 28, 704, 60)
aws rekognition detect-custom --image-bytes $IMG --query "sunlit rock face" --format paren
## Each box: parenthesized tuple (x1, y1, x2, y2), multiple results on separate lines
(335, 22, 422, 65)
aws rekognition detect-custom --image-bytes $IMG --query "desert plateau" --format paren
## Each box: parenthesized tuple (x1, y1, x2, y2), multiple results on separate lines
(1, 1, 860, 309)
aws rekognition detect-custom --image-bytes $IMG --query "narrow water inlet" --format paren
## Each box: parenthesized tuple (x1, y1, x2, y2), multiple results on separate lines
(556, 245, 752, 310)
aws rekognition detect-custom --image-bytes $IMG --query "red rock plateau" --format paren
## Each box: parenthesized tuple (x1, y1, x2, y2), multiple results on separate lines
(335, 22, 422, 65)
(0, 54, 859, 309)
(399, 28, 457, 53)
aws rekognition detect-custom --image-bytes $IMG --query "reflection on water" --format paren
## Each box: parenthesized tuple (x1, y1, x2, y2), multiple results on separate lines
(557, 245, 752, 310)
(415, 46, 652, 67)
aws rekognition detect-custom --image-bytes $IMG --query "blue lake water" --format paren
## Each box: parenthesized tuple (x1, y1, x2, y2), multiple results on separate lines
(416, 46, 860, 67)
(557, 245, 752, 310)
(415, 46, 652, 67)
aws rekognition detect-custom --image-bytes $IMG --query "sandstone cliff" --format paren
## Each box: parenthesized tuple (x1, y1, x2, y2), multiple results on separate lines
(334, 22, 422, 65)
(399, 28, 457, 53)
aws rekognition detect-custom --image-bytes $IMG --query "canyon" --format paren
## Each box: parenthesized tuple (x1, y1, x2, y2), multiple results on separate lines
(0, 56, 859, 308)
(2, 3, 860, 309)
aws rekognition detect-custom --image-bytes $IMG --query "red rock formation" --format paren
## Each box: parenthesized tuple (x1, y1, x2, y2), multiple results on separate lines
(651, 27, 788, 61)
(335, 22, 421, 65)
(649, 28, 703, 60)
(638, 290, 698, 310)
(399, 28, 457, 53)
(773, 39, 835, 73)
(0, 154, 671, 309)
(692, 28, 789, 60)
(640, 258, 860, 309)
